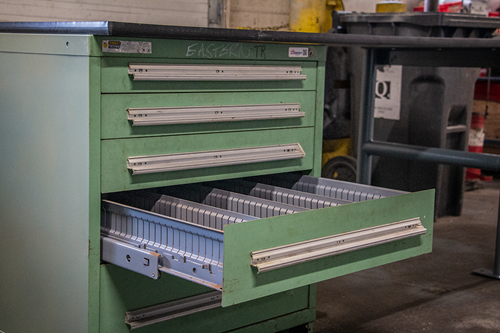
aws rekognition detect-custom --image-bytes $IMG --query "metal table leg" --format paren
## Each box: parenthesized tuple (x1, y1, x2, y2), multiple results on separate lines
(473, 192, 500, 280)
(356, 48, 376, 185)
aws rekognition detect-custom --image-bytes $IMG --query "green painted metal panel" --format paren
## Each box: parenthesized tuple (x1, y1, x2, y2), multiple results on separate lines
(88, 53, 102, 333)
(0, 51, 91, 332)
(221, 190, 434, 307)
(228, 309, 314, 333)
(100, 127, 315, 193)
(101, 91, 317, 139)
(101, 58, 317, 93)
(0, 32, 91, 55)
(312, 61, 326, 177)
(92, 36, 327, 62)
(99, 264, 310, 333)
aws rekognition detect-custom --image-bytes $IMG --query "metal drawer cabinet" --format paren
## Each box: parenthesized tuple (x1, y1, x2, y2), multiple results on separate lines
(101, 91, 317, 139)
(101, 128, 316, 193)
(0, 28, 433, 333)
(101, 175, 434, 326)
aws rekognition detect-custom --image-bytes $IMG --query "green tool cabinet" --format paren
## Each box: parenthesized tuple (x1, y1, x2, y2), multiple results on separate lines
(0, 26, 434, 333)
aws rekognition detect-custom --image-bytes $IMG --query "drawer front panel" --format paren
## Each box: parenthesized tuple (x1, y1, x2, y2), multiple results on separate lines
(222, 188, 433, 307)
(100, 128, 315, 193)
(101, 91, 317, 139)
(101, 58, 317, 93)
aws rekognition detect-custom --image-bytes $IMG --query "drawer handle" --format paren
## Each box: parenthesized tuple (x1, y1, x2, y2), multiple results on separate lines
(127, 143, 305, 175)
(128, 63, 306, 81)
(127, 103, 304, 126)
(250, 218, 426, 273)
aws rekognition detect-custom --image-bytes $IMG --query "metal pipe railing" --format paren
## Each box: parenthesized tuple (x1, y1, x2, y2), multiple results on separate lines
(424, 0, 439, 12)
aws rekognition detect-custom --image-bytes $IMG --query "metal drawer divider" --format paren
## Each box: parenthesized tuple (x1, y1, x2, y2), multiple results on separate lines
(247, 174, 406, 202)
(204, 179, 350, 209)
(159, 184, 308, 218)
(292, 175, 406, 202)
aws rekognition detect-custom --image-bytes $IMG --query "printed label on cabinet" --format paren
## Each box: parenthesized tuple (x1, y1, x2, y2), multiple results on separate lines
(289, 47, 309, 58)
(102, 40, 152, 54)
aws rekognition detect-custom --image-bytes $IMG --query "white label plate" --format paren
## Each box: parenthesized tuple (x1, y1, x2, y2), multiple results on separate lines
(102, 40, 152, 54)
(289, 47, 308, 57)
(374, 65, 402, 120)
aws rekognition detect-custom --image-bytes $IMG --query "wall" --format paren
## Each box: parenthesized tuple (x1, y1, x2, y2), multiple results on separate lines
(226, 0, 421, 30)
(0, 0, 211, 27)
(228, 0, 290, 29)
(344, 0, 421, 12)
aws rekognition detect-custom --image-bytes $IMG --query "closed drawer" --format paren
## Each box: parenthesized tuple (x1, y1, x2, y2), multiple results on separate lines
(99, 265, 311, 332)
(100, 128, 315, 193)
(101, 91, 317, 139)
(101, 58, 318, 93)
(101, 175, 434, 308)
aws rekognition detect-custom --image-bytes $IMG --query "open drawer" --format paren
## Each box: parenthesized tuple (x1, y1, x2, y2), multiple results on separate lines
(101, 175, 434, 307)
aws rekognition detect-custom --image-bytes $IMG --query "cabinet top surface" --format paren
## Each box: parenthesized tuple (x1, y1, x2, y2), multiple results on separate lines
(0, 22, 327, 60)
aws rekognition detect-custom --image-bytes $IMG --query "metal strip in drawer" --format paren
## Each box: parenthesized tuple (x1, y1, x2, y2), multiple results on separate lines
(159, 184, 308, 218)
(127, 143, 305, 175)
(292, 175, 407, 201)
(151, 195, 257, 230)
(127, 103, 304, 126)
(250, 174, 406, 202)
(128, 63, 306, 81)
(206, 179, 349, 209)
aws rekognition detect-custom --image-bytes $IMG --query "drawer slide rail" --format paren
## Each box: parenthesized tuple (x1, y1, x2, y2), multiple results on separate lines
(125, 291, 222, 330)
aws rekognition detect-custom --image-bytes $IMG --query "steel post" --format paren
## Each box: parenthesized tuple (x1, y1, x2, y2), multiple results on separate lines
(473, 193, 500, 280)
(356, 49, 376, 185)
(424, 0, 439, 12)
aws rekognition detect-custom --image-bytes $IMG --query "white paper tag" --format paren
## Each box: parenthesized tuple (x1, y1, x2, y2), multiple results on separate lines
(288, 47, 308, 57)
(374, 65, 402, 120)
(470, 0, 488, 15)
(102, 40, 152, 54)
(469, 128, 485, 146)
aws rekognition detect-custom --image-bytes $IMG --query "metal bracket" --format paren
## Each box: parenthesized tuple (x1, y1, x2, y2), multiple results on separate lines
(101, 237, 160, 279)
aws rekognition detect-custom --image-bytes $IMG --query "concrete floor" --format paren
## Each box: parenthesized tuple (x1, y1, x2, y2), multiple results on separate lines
(314, 181, 500, 333)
